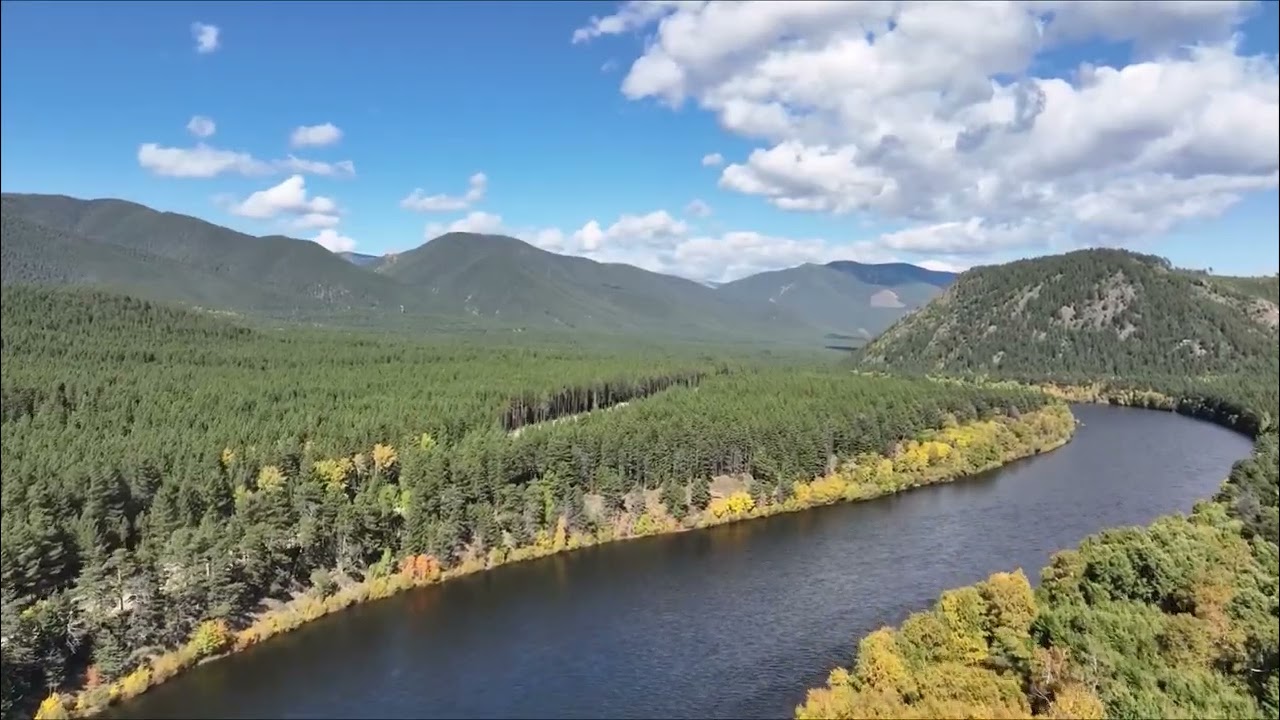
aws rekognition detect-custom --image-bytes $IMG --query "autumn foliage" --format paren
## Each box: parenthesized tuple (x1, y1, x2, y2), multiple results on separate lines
(798, 385, 1280, 720)
(399, 554, 442, 582)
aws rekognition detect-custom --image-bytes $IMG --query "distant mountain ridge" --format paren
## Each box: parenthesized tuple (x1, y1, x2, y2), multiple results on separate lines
(717, 261, 955, 339)
(338, 251, 382, 267)
(824, 260, 956, 288)
(1, 192, 953, 344)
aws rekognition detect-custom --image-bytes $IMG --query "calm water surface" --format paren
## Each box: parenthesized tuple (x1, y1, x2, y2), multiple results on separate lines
(115, 405, 1252, 719)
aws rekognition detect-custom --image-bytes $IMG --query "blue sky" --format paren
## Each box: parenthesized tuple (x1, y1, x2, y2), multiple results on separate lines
(2, 1, 1277, 281)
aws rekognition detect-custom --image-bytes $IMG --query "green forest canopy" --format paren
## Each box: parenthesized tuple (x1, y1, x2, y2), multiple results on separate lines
(0, 285, 1047, 718)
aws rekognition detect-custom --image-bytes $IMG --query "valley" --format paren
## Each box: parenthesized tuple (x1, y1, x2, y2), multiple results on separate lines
(2, 242, 1276, 720)
(5, 3, 1278, 719)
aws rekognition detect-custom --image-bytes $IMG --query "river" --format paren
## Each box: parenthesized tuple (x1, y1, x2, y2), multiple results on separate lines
(112, 404, 1253, 719)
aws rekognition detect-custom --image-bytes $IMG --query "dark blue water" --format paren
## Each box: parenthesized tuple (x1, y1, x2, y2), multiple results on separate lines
(114, 405, 1253, 719)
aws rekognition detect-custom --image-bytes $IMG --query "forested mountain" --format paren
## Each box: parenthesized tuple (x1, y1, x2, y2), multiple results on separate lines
(2, 192, 952, 345)
(861, 248, 1280, 379)
(824, 260, 956, 289)
(1, 194, 406, 317)
(797, 247, 1280, 720)
(0, 285, 1055, 719)
(377, 231, 817, 340)
(717, 261, 954, 339)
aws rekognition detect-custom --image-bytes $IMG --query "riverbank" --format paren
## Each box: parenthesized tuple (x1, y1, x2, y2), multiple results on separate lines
(794, 381, 1277, 720)
(39, 403, 1077, 719)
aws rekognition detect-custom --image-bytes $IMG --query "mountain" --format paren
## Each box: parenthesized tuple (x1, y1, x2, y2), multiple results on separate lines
(716, 261, 955, 339)
(339, 251, 383, 267)
(0, 194, 820, 343)
(377, 232, 817, 341)
(1, 193, 409, 317)
(860, 248, 1279, 379)
(1, 191, 956, 346)
(824, 260, 956, 289)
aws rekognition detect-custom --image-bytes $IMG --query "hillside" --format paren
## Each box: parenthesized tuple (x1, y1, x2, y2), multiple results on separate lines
(1, 191, 955, 346)
(339, 251, 383, 267)
(717, 261, 954, 339)
(1, 193, 410, 317)
(377, 232, 819, 341)
(824, 260, 956, 289)
(860, 248, 1280, 379)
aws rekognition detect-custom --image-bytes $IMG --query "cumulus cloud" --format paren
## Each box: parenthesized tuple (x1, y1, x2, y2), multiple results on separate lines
(186, 115, 216, 138)
(424, 210, 506, 238)
(278, 155, 356, 178)
(572, 1, 681, 44)
(191, 22, 219, 54)
(312, 228, 357, 253)
(401, 173, 489, 212)
(684, 198, 712, 217)
(569, 210, 689, 252)
(701, 152, 724, 167)
(228, 175, 340, 226)
(291, 213, 341, 230)
(553, 216, 958, 283)
(137, 143, 271, 178)
(576, 1, 1278, 258)
(289, 122, 343, 148)
(139, 118, 356, 179)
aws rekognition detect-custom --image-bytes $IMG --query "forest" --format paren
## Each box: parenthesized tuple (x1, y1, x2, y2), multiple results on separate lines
(861, 248, 1280, 380)
(797, 373, 1279, 718)
(0, 286, 1062, 720)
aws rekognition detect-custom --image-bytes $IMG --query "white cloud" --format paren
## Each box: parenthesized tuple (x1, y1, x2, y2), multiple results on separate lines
(191, 22, 219, 54)
(684, 198, 712, 217)
(229, 175, 340, 224)
(576, 1, 1278, 258)
(278, 155, 356, 178)
(289, 123, 343, 148)
(424, 210, 506, 238)
(916, 258, 968, 274)
(572, 1, 683, 44)
(701, 152, 724, 167)
(137, 143, 271, 178)
(553, 219, 959, 283)
(569, 210, 689, 252)
(140, 119, 355, 179)
(291, 213, 341, 230)
(401, 173, 489, 212)
(186, 115, 216, 138)
(312, 229, 357, 253)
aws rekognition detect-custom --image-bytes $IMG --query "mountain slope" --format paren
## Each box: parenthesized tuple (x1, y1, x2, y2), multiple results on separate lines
(860, 248, 1279, 378)
(2, 191, 951, 345)
(0, 211, 317, 313)
(339, 251, 383, 267)
(824, 260, 956, 290)
(716, 261, 954, 339)
(378, 232, 820, 341)
(1, 193, 407, 315)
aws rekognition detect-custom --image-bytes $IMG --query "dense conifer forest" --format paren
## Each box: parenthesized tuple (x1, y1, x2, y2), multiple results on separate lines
(0, 286, 1054, 719)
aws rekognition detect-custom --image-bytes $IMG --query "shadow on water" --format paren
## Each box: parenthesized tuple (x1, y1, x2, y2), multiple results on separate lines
(111, 405, 1253, 720)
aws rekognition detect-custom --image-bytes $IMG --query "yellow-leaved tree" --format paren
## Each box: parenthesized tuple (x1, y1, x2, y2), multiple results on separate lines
(372, 443, 398, 473)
